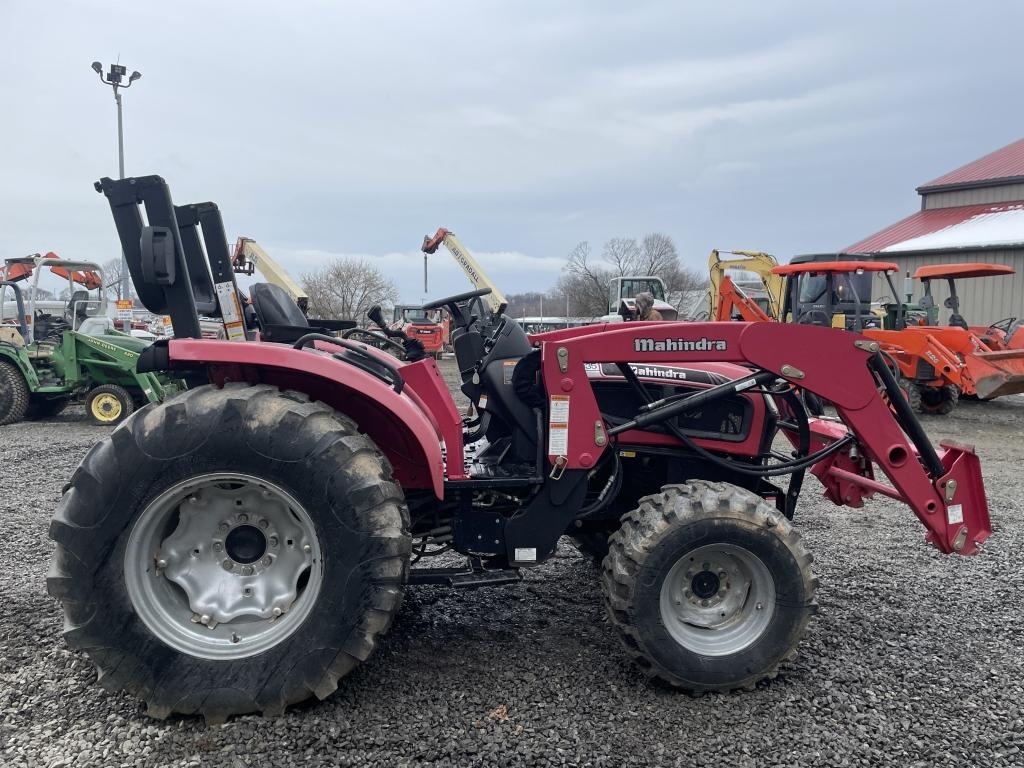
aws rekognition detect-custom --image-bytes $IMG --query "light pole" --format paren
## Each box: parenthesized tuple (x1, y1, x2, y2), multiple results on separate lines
(91, 61, 141, 325)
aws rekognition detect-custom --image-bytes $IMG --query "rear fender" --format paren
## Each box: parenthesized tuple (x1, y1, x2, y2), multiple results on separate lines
(165, 339, 445, 498)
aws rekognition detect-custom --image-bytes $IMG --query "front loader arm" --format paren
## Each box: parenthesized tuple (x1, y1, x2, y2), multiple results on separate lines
(537, 321, 990, 554)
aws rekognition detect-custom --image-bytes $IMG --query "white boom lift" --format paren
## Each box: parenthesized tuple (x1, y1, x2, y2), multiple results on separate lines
(421, 228, 508, 314)
(231, 237, 309, 314)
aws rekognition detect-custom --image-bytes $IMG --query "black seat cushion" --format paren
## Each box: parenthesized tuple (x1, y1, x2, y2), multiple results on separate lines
(250, 283, 309, 329)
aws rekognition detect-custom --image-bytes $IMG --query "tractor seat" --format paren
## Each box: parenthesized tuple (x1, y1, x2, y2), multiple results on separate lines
(67, 290, 92, 322)
(249, 282, 356, 343)
(948, 313, 968, 330)
(249, 282, 311, 343)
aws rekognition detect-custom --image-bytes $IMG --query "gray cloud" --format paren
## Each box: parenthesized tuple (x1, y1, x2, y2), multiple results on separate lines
(1, 1, 1021, 304)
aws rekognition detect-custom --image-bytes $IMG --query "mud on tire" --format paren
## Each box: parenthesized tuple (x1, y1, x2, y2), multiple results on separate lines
(601, 480, 817, 692)
(47, 383, 411, 722)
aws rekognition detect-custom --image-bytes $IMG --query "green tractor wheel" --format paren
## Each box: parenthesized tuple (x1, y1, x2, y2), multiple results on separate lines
(86, 384, 136, 426)
(0, 360, 30, 426)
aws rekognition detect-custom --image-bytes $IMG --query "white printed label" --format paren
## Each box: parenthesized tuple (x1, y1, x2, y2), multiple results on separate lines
(214, 281, 243, 324)
(478, 395, 488, 411)
(947, 504, 963, 525)
(548, 395, 570, 455)
(514, 548, 537, 562)
(214, 281, 247, 341)
(734, 379, 756, 392)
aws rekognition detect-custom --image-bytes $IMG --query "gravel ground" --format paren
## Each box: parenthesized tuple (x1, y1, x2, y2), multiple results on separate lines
(2, 362, 1024, 767)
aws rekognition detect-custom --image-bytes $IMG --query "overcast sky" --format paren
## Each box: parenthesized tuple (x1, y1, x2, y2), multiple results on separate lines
(2, 1, 1022, 304)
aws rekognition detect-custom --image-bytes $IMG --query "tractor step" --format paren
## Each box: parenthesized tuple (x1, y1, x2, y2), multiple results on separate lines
(408, 565, 522, 589)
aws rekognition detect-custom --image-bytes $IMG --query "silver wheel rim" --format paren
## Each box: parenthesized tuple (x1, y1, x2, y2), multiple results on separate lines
(125, 473, 323, 660)
(659, 543, 775, 656)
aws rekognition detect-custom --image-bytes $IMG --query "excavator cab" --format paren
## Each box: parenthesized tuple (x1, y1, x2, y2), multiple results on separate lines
(776, 259, 896, 332)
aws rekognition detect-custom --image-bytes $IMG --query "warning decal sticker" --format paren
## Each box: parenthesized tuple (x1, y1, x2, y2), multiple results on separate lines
(548, 395, 570, 455)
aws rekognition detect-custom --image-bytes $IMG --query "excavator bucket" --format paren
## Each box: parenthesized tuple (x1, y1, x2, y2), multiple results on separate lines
(969, 349, 1024, 399)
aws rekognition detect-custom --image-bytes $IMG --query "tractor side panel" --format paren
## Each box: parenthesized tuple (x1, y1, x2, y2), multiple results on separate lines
(0, 346, 41, 389)
(167, 339, 445, 498)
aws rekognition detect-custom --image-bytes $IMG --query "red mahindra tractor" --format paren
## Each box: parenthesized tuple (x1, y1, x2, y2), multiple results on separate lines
(47, 176, 992, 723)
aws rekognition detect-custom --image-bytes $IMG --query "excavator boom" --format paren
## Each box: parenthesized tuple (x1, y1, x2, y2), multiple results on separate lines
(708, 249, 783, 320)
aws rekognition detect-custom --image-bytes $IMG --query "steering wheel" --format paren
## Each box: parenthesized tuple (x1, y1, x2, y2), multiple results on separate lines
(990, 317, 1017, 333)
(795, 309, 833, 327)
(423, 287, 492, 310)
(341, 327, 406, 355)
(423, 287, 492, 329)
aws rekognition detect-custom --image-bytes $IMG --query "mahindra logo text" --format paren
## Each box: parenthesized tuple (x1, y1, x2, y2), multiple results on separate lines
(634, 337, 728, 353)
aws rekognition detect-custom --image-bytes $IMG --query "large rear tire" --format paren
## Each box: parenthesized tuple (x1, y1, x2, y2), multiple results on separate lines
(0, 360, 30, 426)
(47, 383, 411, 722)
(602, 480, 817, 692)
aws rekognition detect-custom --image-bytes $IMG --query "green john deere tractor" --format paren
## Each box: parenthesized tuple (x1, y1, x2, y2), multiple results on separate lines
(0, 254, 181, 426)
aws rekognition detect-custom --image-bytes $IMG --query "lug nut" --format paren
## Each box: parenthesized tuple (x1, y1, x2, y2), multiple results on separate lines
(269, 537, 278, 548)
(155, 558, 168, 569)
(213, 542, 223, 552)
(222, 559, 234, 571)
(302, 544, 311, 554)
(261, 555, 272, 566)
(242, 565, 254, 575)
(258, 519, 269, 530)
(238, 513, 248, 523)
(701, 599, 710, 607)
(200, 614, 210, 625)
(218, 522, 229, 532)
(272, 607, 283, 618)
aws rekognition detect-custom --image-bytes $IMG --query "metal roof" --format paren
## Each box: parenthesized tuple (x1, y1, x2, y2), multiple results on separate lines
(846, 202, 1024, 254)
(918, 137, 1024, 192)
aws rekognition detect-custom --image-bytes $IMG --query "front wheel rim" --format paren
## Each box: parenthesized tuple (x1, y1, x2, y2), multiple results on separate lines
(91, 393, 122, 422)
(124, 473, 323, 660)
(659, 543, 776, 656)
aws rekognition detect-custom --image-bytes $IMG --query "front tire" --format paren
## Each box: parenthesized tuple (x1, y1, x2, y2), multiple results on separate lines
(48, 383, 411, 722)
(908, 383, 958, 415)
(602, 481, 817, 692)
(86, 383, 135, 425)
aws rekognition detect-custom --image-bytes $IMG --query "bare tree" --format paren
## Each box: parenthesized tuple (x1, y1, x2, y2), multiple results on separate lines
(638, 233, 679, 276)
(102, 258, 128, 301)
(301, 257, 399, 323)
(561, 241, 613, 316)
(601, 238, 642, 276)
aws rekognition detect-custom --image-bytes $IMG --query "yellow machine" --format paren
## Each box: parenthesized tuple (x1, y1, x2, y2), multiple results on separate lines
(421, 228, 508, 314)
(231, 237, 309, 314)
(707, 249, 783, 321)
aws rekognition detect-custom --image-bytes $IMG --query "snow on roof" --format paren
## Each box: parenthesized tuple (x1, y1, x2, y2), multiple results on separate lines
(919, 137, 1024, 191)
(881, 204, 1024, 253)
(847, 202, 1024, 253)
